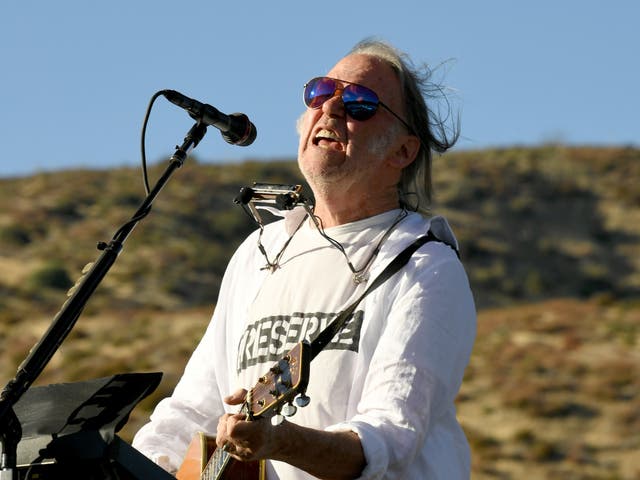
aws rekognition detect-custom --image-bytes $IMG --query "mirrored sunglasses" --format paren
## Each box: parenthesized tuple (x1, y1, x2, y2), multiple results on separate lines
(303, 76, 413, 132)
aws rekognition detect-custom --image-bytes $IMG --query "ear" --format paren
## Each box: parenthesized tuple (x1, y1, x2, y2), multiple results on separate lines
(387, 134, 421, 170)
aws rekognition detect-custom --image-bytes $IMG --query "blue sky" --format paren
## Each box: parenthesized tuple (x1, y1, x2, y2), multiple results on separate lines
(1, 1, 638, 177)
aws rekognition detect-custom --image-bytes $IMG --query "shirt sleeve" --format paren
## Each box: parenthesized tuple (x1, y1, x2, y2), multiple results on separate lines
(131, 236, 256, 471)
(327, 242, 476, 479)
(131, 311, 227, 471)
(131, 226, 277, 472)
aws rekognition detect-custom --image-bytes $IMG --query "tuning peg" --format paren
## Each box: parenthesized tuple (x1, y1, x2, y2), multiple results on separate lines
(281, 403, 297, 417)
(295, 394, 311, 408)
(271, 414, 285, 426)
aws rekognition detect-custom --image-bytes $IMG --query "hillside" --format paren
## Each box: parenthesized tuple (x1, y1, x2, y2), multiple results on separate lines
(1, 146, 639, 478)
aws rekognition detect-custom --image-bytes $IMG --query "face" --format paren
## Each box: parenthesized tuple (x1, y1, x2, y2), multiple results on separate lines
(297, 54, 412, 196)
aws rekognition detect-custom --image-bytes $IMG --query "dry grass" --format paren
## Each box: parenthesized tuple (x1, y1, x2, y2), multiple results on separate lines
(1, 147, 640, 478)
(458, 298, 640, 479)
(1, 306, 213, 443)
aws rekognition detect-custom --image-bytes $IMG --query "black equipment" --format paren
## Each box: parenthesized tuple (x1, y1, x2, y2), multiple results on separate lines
(161, 89, 257, 146)
(11, 373, 174, 479)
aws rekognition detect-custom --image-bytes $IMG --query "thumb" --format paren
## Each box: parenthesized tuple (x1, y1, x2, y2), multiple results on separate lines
(224, 388, 248, 405)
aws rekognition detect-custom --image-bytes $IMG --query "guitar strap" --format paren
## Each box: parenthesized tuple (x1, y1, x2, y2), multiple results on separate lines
(309, 230, 457, 361)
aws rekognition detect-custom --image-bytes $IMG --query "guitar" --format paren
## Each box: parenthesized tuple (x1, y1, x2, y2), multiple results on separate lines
(176, 341, 311, 480)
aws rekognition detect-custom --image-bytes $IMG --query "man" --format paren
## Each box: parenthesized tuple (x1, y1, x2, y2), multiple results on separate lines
(133, 39, 476, 479)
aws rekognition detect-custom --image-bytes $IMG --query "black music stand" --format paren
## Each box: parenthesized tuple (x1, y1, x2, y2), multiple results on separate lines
(11, 372, 174, 479)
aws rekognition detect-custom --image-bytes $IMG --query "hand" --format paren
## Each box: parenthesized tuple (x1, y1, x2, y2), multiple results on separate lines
(216, 388, 274, 462)
(216, 388, 366, 479)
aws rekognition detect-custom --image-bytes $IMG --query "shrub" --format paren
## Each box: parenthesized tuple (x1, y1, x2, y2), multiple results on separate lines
(0, 224, 31, 246)
(27, 262, 73, 291)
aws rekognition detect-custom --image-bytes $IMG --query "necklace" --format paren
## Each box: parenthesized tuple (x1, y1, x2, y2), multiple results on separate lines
(256, 205, 408, 284)
(308, 208, 408, 284)
(258, 211, 309, 272)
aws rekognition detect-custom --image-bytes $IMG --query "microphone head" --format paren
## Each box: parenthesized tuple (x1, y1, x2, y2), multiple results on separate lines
(222, 113, 257, 146)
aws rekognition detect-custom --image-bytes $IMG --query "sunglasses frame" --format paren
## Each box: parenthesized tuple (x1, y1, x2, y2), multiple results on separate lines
(303, 76, 414, 134)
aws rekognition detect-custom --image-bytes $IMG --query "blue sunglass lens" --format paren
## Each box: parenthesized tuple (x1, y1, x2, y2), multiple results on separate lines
(304, 77, 380, 121)
(342, 84, 379, 120)
(304, 78, 337, 108)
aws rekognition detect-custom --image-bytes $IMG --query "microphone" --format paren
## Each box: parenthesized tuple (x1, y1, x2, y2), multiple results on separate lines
(161, 89, 257, 146)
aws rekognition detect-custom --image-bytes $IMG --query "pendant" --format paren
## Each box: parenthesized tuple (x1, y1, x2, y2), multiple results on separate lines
(261, 263, 279, 272)
(353, 272, 369, 284)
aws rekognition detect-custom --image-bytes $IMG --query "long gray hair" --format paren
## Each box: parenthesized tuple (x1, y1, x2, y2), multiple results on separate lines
(349, 39, 460, 213)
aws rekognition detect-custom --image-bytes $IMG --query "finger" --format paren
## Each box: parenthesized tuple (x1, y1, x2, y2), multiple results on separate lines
(216, 413, 235, 448)
(223, 388, 248, 405)
(216, 413, 246, 449)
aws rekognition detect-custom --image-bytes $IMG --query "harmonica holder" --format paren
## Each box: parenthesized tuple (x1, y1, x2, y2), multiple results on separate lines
(234, 183, 314, 272)
(234, 183, 313, 228)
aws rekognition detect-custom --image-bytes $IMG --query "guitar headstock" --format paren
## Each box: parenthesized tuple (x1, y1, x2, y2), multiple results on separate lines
(245, 341, 310, 420)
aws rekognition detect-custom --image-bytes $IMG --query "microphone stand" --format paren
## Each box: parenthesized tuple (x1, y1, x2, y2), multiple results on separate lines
(0, 121, 208, 480)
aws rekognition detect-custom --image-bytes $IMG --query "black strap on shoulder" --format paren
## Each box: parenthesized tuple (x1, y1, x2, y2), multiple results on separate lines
(309, 232, 439, 360)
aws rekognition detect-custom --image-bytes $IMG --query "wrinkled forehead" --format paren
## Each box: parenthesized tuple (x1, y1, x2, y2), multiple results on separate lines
(327, 54, 404, 109)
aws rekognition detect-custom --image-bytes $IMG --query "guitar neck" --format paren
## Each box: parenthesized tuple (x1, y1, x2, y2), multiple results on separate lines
(200, 403, 251, 480)
(201, 446, 232, 480)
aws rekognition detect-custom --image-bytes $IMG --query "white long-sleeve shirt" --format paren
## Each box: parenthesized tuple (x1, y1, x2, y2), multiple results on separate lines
(133, 208, 476, 479)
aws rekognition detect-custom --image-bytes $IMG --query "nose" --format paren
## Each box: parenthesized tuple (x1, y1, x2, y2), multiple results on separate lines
(321, 89, 346, 118)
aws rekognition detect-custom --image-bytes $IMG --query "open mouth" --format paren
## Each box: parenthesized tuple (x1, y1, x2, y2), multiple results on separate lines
(313, 128, 342, 148)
